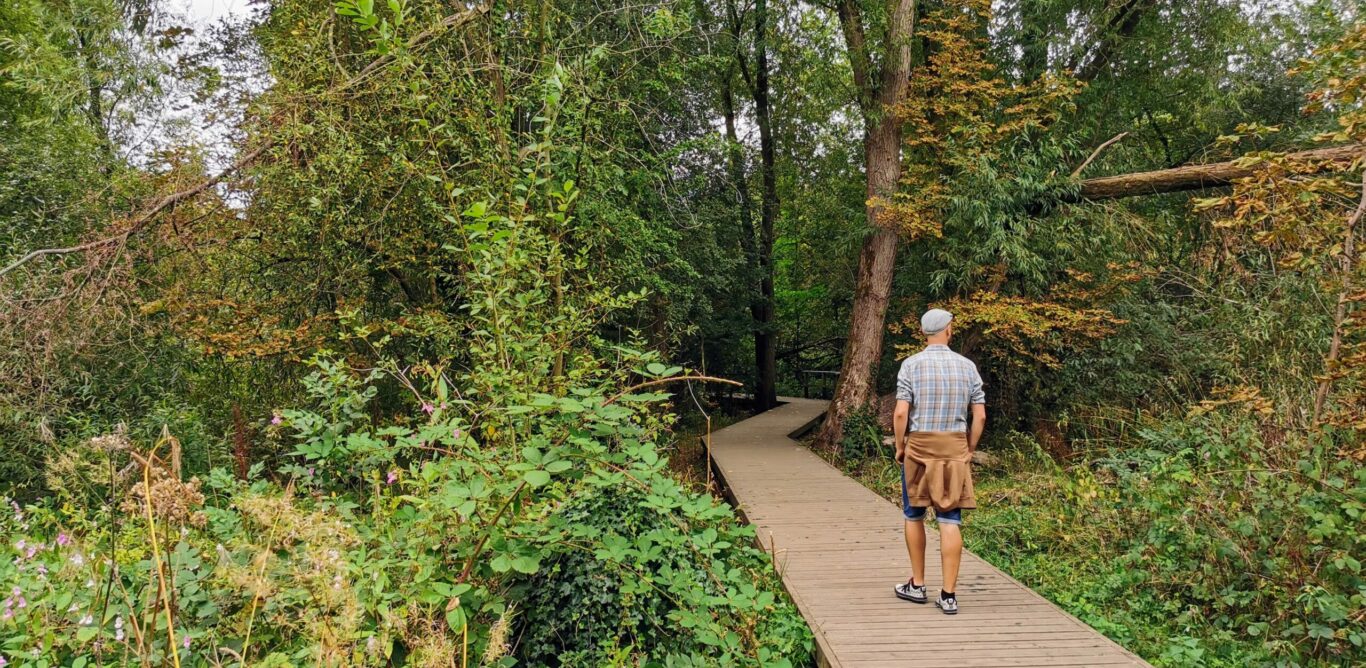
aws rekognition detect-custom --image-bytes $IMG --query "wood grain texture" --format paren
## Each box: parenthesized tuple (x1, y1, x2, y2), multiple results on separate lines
(710, 399, 1153, 668)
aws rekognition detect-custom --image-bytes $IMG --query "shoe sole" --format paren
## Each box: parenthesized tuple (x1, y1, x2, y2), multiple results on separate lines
(893, 587, 928, 604)
(935, 602, 959, 615)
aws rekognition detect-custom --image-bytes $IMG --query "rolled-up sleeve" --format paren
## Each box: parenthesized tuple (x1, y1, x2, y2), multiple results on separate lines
(895, 359, 915, 403)
(969, 364, 986, 405)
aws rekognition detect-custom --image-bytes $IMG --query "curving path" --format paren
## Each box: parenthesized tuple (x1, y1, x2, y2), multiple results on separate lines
(709, 398, 1153, 668)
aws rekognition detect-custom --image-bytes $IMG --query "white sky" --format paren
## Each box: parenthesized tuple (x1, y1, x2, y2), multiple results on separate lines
(178, 0, 254, 25)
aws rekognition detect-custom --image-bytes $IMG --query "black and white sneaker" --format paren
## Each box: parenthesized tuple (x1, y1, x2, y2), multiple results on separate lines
(894, 579, 928, 603)
(935, 592, 959, 615)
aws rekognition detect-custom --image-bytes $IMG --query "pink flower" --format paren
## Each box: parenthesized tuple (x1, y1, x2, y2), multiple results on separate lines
(56, 533, 69, 547)
(452, 427, 463, 440)
(182, 635, 191, 649)
(421, 402, 435, 414)
(386, 470, 398, 485)
(270, 414, 283, 425)
(0, 653, 8, 666)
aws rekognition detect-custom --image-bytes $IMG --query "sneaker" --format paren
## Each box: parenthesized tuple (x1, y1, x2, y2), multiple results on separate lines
(935, 592, 959, 615)
(894, 579, 928, 604)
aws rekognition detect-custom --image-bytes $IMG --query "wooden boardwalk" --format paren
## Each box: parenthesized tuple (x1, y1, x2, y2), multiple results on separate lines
(709, 398, 1153, 668)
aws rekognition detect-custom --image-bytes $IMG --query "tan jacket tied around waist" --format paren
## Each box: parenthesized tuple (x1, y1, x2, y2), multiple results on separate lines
(903, 431, 976, 511)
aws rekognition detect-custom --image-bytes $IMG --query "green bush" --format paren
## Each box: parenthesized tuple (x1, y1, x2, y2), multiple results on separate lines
(965, 412, 1365, 667)
(838, 406, 883, 463)
(516, 485, 809, 666)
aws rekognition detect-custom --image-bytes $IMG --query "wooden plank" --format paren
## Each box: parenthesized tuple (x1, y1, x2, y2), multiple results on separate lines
(709, 399, 1153, 668)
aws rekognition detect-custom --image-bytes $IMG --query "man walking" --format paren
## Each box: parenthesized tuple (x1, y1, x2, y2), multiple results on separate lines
(891, 308, 986, 615)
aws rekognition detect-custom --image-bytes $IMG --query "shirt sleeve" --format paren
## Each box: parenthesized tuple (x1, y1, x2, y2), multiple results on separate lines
(969, 363, 986, 405)
(895, 358, 915, 403)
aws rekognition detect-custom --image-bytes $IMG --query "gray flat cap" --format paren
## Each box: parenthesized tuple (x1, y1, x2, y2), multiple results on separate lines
(921, 308, 953, 335)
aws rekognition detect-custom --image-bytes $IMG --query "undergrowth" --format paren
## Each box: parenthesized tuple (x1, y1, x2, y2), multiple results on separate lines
(828, 412, 1364, 668)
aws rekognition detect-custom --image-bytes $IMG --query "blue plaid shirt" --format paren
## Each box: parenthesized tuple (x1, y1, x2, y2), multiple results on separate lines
(895, 344, 986, 433)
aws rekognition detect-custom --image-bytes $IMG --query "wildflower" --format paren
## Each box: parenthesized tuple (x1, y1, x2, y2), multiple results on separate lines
(35, 564, 47, 577)
(1, 607, 11, 621)
(453, 427, 463, 440)
(70, 552, 85, 567)
(0, 653, 7, 666)
(270, 414, 282, 425)
(386, 469, 398, 485)
(114, 616, 124, 642)
(79, 615, 93, 626)
(84, 578, 95, 588)
(421, 402, 435, 414)
(15, 597, 25, 609)
(67, 604, 78, 613)
(182, 635, 191, 650)
(9, 587, 18, 597)
(56, 533, 69, 547)
(13, 540, 24, 553)
(365, 636, 379, 656)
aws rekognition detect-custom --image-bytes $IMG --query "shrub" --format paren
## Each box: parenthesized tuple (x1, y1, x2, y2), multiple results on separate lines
(0, 360, 812, 667)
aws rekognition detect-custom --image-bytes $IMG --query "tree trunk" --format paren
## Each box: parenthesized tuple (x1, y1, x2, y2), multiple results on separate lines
(752, 0, 779, 411)
(1072, 143, 1364, 201)
(816, 0, 917, 447)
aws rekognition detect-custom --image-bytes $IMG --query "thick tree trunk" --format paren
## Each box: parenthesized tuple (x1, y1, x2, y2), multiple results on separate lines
(752, 0, 779, 411)
(817, 0, 916, 447)
(1072, 143, 1364, 201)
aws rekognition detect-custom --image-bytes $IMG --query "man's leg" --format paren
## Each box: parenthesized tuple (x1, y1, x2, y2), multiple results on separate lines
(905, 517, 926, 585)
(899, 461, 927, 585)
(938, 514, 963, 594)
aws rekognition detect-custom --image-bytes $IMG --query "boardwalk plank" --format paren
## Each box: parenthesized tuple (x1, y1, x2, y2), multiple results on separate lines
(710, 399, 1152, 668)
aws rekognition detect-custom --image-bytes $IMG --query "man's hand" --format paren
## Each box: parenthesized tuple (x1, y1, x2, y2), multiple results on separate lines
(893, 399, 911, 465)
(968, 403, 986, 455)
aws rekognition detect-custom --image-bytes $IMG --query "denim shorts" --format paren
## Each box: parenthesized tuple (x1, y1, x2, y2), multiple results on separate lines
(899, 462, 963, 525)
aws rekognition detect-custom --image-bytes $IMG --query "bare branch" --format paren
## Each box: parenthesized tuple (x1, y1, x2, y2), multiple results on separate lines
(1071, 132, 1129, 178)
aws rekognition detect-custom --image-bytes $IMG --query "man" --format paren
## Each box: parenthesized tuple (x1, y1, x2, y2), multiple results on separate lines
(891, 308, 986, 615)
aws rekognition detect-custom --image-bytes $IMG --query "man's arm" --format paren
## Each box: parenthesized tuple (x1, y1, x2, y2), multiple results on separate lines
(968, 403, 986, 454)
(893, 400, 910, 462)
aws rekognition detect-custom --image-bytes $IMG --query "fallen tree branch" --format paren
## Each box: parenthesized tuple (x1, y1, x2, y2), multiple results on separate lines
(1, 145, 268, 280)
(0, 2, 492, 281)
(1069, 142, 1365, 201)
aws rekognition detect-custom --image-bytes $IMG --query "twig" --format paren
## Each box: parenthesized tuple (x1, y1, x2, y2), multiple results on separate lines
(604, 375, 743, 406)
(457, 481, 526, 583)
(1071, 132, 1128, 178)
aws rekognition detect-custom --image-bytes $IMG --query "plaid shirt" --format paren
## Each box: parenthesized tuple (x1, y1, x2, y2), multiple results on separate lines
(895, 344, 986, 433)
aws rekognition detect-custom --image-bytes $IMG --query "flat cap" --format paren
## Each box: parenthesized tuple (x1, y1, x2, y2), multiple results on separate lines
(921, 308, 953, 335)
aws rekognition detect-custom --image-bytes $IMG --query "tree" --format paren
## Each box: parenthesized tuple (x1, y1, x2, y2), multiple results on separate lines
(814, 0, 916, 446)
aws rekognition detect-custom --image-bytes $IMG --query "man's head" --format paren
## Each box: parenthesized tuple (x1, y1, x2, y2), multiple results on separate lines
(920, 308, 953, 344)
